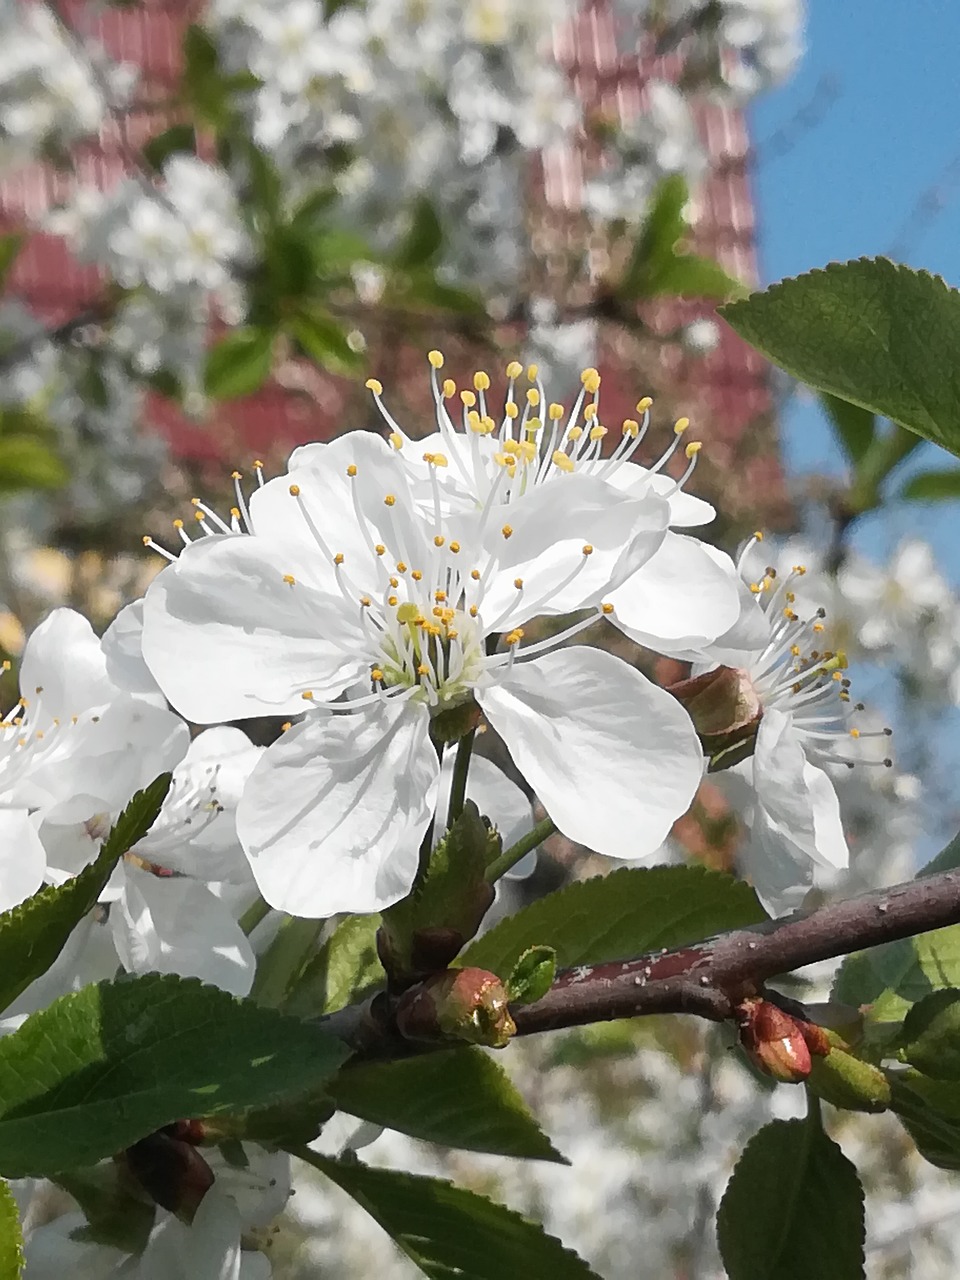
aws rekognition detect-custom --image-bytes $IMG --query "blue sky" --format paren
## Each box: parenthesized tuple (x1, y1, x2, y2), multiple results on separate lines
(748, 5, 960, 852)
(750, 2, 960, 577)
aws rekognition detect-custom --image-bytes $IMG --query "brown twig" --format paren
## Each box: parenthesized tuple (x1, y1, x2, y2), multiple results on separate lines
(324, 867, 960, 1056)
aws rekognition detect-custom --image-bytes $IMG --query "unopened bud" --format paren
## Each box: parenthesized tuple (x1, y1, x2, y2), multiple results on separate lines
(737, 997, 812, 1083)
(666, 667, 763, 771)
(125, 1130, 214, 1218)
(396, 967, 516, 1048)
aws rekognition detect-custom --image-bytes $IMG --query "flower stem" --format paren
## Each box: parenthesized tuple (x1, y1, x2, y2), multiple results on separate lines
(446, 729, 475, 829)
(239, 894, 271, 936)
(484, 816, 556, 883)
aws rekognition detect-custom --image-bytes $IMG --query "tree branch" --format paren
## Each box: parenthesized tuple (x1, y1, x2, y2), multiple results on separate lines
(324, 867, 960, 1056)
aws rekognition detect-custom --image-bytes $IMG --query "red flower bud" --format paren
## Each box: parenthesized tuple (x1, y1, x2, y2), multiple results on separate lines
(736, 998, 813, 1083)
(396, 967, 516, 1047)
(125, 1130, 214, 1218)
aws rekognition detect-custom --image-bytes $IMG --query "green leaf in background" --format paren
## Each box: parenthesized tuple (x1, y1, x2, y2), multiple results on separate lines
(0, 234, 23, 294)
(250, 915, 325, 1008)
(282, 913, 383, 1019)
(328, 1047, 565, 1163)
(290, 308, 364, 376)
(204, 327, 273, 400)
(821, 393, 876, 465)
(182, 24, 231, 126)
(395, 196, 443, 269)
(721, 258, 960, 460)
(0, 973, 348, 1177)
(716, 1118, 865, 1280)
(645, 252, 744, 300)
(460, 864, 766, 979)
(301, 1154, 602, 1280)
(899, 988, 960, 1078)
(899, 468, 960, 502)
(889, 1076, 960, 1171)
(0, 1179, 23, 1279)
(142, 124, 197, 173)
(0, 773, 171, 1013)
(505, 947, 556, 1006)
(0, 436, 68, 493)
(832, 924, 960, 1028)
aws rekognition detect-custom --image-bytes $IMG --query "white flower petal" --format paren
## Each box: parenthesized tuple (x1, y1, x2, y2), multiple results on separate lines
(237, 700, 439, 916)
(19, 608, 118, 723)
(102, 599, 164, 700)
(0, 808, 45, 911)
(142, 535, 367, 722)
(608, 533, 742, 650)
(479, 646, 702, 859)
(113, 865, 256, 995)
(436, 750, 534, 857)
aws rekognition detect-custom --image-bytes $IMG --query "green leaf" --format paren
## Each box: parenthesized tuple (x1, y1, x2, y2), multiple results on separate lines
(204, 328, 273, 400)
(282, 913, 383, 1019)
(142, 124, 197, 173)
(889, 1075, 960, 1170)
(290, 308, 364, 376)
(395, 196, 443, 269)
(899, 988, 960, 1077)
(821, 393, 876, 465)
(721, 258, 960, 460)
(55, 1164, 155, 1252)
(622, 174, 688, 295)
(0, 773, 171, 1013)
(250, 916, 324, 1008)
(0, 234, 23, 293)
(304, 1154, 601, 1279)
(0, 1179, 23, 1279)
(505, 947, 556, 1006)
(328, 1047, 565, 1162)
(0, 436, 67, 493)
(645, 252, 744, 300)
(716, 1118, 865, 1280)
(460, 864, 766, 978)
(182, 25, 232, 126)
(899, 468, 960, 502)
(832, 924, 960, 1027)
(0, 973, 348, 1177)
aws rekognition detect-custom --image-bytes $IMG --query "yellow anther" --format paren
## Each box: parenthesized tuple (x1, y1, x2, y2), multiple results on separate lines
(397, 602, 420, 623)
(434, 534, 445, 547)
(850, 728, 861, 738)
(505, 401, 519, 419)
(621, 419, 639, 436)
(253, 460, 263, 470)
(584, 402, 598, 421)
(552, 450, 575, 472)
(502, 439, 521, 457)
(449, 541, 460, 554)
(832, 670, 844, 682)
(749, 583, 761, 594)
(813, 622, 824, 634)
(568, 426, 583, 441)
(473, 371, 490, 391)
(481, 415, 496, 434)
(447, 629, 458, 640)
(417, 663, 430, 676)
(434, 590, 447, 602)
(231, 470, 242, 481)
(582, 544, 594, 556)
(790, 645, 801, 656)
(191, 496, 201, 506)
(230, 507, 241, 519)
(754, 531, 764, 541)
(365, 378, 383, 396)
(460, 390, 477, 408)
(501, 524, 513, 539)
(786, 592, 795, 603)
(514, 578, 523, 590)
(1, 661, 8, 672)
(469, 605, 479, 617)
(360, 596, 371, 607)
(396, 561, 407, 573)
(422, 452, 435, 464)
(371, 668, 384, 681)
(428, 349, 444, 369)
(387, 595, 398, 607)
(674, 417, 690, 435)
(432, 606, 444, 618)
(433, 453, 448, 467)
(384, 494, 396, 506)
(289, 484, 301, 497)
(470, 569, 481, 581)
(334, 553, 345, 565)
(589, 425, 607, 441)
(442, 378, 456, 398)
(389, 432, 403, 450)
(636, 396, 653, 413)
(506, 360, 523, 379)
(794, 564, 807, 575)
(601, 603, 614, 615)
(525, 419, 541, 436)
(173, 519, 184, 529)
(467, 410, 483, 432)
(302, 691, 315, 701)
(347, 464, 357, 477)
(375, 544, 386, 556)
(685, 441, 702, 459)
(527, 363, 539, 381)
(548, 402, 564, 420)
(580, 367, 599, 385)
(389, 576, 399, 587)
(526, 388, 541, 407)
(784, 608, 797, 621)
(411, 570, 423, 581)
(281, 722, 292, 732)
(283, 574, 296, 585)
(194, 511, 204, 522)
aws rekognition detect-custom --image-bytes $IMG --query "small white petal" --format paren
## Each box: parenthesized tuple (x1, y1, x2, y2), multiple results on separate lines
(19, 608, 119, 723)
(142, 535, 367, 722)
(237, 700, 439, 916)
(436, 750, 534, 858)
(480, 647, 702, 860)
(0, 808, 45, 911)
(101, 599, 164, 700)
